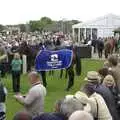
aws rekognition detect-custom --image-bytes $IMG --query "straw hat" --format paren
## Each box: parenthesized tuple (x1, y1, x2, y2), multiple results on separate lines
(84, 71, 99, 82)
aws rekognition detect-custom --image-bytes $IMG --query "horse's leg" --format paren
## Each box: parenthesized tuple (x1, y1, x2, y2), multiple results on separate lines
(40, 71, 47, 87)
(75, 55, 81, 76)
(110, 47, 112, 55)
(49, 71, 52, 76)
(65, 66, 74, 91)
(60, 69, 63, 79)
(65, 69, 68, 78)
(105, 50, 108, 59)
(52, 70, 54, 76)
(49, 70, 54, 76)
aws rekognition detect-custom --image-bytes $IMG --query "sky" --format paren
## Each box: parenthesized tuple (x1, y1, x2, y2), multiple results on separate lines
(1, 0, 120, 25)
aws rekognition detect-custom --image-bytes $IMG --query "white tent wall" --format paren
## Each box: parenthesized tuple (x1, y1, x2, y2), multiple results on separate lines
(98, 28, 114, 38)
(72, 14, 120, 41)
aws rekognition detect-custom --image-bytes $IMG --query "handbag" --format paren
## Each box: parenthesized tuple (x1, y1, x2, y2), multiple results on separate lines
(94, 98, 99, 120)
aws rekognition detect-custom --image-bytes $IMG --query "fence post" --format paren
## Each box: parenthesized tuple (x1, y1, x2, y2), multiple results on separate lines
(22, 55, 27, 74)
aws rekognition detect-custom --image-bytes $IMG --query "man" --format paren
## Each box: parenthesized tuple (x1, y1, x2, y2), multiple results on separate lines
(82, 71, 119, 120)
(13, 111, 32, 120)
(91, 39, 97, 53)
(14, 71, 47, 117)
(97, 37, 104, 58)
(0, 44, 8, 77)
(83, 84, 112, 120)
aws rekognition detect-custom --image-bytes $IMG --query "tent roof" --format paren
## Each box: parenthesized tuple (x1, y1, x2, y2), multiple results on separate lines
(114, 27, 120, 33)
(72, 14, 120, 29)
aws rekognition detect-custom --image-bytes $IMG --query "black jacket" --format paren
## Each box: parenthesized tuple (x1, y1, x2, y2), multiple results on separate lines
(94, 84, 119, 120)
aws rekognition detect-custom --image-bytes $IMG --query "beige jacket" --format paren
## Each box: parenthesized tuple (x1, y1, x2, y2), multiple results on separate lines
(16, 84, 46, 117)
(89, 93, 112, 120)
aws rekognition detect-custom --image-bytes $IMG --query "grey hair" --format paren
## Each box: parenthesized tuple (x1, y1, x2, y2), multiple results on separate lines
(28, 71, 42, 81)
(69, 110, 93, 120)
(60, 96, 84, 117)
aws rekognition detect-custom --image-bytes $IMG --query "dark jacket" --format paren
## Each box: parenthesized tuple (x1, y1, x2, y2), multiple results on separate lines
(97, 40, 104, 50)
(94, 84, 119, 120)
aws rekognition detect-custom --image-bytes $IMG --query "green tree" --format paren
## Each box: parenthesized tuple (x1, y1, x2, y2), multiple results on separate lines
(39, 17, 53, 30)
(19, 24, 26, 32)
(29, 17, 53, 32)
(29, 20, 40, 32)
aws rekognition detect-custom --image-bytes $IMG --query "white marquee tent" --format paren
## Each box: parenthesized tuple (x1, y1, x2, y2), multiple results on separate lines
(72, 14, 120, 42)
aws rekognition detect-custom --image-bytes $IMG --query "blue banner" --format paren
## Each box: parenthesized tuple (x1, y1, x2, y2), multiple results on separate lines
(35, 49, 73, 71)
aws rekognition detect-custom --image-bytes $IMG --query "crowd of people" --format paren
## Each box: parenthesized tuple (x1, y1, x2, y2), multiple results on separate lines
(0, 30, 120, 120)
(0, 31, 73, 76)
(0, 31, 73, 120)
(11, 55, 120, 120)
(86, 36, 120, 59)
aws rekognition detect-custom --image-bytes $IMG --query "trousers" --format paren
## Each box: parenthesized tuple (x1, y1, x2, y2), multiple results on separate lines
(66, 67, 74, 91)
(12, 71, 21, 93)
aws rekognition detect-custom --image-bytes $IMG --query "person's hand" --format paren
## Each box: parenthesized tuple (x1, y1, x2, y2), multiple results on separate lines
(14, 94, 23, 100)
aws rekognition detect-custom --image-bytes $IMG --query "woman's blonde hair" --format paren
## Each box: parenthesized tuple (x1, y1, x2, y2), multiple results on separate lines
(14, 53, 20, 59)
(103, 75, 115, 86)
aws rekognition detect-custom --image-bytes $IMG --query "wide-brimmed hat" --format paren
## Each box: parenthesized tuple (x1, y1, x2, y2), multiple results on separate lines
(84, 71, 99, 82)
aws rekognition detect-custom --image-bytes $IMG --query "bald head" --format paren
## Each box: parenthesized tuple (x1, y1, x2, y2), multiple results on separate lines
(28, 71, 41, 85)
(13, 111, 32, 120)
(69, 111, 93, 120)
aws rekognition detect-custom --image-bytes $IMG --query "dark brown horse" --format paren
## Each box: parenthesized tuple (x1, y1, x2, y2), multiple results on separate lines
(17, 41, 81, 90)
(52, 45, 81, 91)
(104, 38, 116, 58)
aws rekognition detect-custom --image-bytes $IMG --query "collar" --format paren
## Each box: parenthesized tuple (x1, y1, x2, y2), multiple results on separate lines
(32, 81, 41, 87)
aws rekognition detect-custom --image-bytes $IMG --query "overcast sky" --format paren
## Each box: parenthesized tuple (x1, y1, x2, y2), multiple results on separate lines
(1, 0, 120, 25)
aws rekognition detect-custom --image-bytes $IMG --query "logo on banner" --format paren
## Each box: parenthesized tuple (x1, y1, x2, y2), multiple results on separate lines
(51, 54, 58, 62)
(47, 54, 62, 68)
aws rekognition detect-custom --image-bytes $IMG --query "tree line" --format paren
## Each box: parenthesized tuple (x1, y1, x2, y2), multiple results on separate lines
(0, 17, 81, 33)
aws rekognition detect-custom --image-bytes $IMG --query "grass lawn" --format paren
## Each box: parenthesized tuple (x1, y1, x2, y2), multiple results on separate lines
(3, 59, 103, 120)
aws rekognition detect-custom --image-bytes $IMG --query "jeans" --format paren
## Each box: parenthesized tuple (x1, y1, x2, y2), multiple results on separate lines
(12, 71, 21, 93)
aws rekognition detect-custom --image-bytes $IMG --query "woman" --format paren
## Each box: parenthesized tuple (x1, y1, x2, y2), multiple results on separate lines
(103, 75, 120, 115)
(98, 68, 109, 83)
(11, 53, 22, 94)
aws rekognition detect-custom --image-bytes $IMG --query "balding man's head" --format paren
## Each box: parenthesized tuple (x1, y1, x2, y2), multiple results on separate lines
(69, 111, 93, 120)
(28, 71, 42, 85)
(13, 111, 32, 120)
